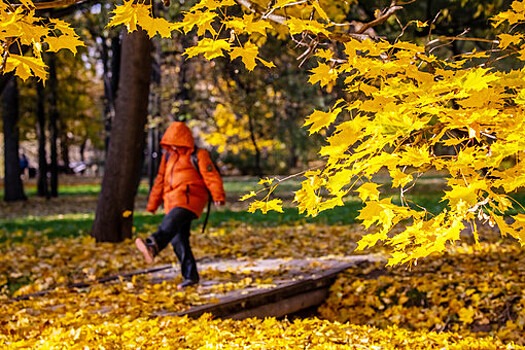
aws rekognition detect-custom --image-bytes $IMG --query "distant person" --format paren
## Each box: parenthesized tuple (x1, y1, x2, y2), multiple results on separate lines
(136, 121, 226, 289)
(19, 153, 29, 179)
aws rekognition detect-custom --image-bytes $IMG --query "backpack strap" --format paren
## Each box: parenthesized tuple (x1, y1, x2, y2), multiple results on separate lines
(191, 146, 212, 234)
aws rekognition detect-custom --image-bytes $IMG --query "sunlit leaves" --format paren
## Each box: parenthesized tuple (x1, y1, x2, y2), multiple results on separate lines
(4, 54, 47, 81)
(107, 0, 176, 37)
(304, 106, 342, 134)
(0, 0, 84, 81)
(320, 238, 525, 344)
(247, 198, 284, 214)
(185, 38, 231, 60)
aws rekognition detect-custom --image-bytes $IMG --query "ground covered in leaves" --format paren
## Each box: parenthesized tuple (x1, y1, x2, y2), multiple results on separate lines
(1, 178, 525, 348)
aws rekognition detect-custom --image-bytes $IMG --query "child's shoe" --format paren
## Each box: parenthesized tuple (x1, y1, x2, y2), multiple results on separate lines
(177, 279, 199, 290)
(135, 237, 156, 264)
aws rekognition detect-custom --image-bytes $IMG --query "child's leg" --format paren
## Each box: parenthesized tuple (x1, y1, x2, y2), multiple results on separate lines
(169, 209, 199, 282)
(150, 207, 193, 252)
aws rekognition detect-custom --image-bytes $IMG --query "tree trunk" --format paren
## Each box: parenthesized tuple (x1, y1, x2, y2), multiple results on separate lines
(48, 54, 59, 197)
(91, 29, 153, 243)
(2, 77, 27, 202)
(36, 82, 49, 198)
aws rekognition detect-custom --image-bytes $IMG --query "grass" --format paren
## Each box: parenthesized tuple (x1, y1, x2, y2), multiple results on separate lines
(2, 175, 525, 244)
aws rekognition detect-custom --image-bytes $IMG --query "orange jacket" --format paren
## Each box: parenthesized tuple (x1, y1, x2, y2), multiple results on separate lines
(146, 122, 225, 217)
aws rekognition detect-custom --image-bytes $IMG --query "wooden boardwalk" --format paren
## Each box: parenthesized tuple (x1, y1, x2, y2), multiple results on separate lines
(153, 255, 383, 319)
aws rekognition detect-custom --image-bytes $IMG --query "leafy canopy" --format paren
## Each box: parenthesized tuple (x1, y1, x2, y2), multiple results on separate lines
(5, 0, 525, 265)
(0, 0, 84, 81)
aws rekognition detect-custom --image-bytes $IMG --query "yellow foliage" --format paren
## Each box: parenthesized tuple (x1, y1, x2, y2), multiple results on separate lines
(0, 0, 84, 81)
(7, 0, 525, 266)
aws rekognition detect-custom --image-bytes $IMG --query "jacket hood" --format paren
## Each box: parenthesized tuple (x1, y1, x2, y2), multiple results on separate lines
(160, 122, 195, 149)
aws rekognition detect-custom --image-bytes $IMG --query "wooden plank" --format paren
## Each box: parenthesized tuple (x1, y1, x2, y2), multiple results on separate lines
(174, 262, 356, 319)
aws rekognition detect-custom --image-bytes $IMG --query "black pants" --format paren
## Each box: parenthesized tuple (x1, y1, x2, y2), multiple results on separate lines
(150, 207, 199, 281)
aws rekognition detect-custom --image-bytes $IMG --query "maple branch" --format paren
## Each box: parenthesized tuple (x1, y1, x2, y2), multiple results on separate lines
(236, 0, 286, 25)
(33, 0, 81, 9)
(355, 3, 403, 35)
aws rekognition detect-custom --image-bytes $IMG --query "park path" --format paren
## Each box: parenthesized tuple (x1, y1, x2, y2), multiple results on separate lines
(150, 254, 384, 319)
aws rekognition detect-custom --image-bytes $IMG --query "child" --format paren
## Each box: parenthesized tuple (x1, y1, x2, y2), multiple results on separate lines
(136, 122, 225, 289)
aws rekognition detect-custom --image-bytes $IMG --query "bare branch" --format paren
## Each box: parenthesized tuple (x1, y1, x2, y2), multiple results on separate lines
(355, 4, 403, 35)
(33, 0, 82, 10)
(236, 0, 286, 24)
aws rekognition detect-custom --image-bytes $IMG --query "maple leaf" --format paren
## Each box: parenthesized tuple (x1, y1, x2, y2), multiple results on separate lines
(185, 38, 231, 60)
(286, 18, 330, 36)
(312, 1, 329, 21)
(356, 183, 381, 202)
(180, 10, 217, 36)
(498, 33, 524, 50)
(258, 177, 274, 186)
(4, 54, 47, 81)
(308, 63, 338, 87)
(460, 68, 500, 92)
(303, 107, 342, 134)
(356, 199, 396, 230)
(107, 0, 141, 32)
(239, 191, 257, 201)
(356, 231, 388, 251)
(390, 168, 413, 188)
(46, 35, 84, 55)
(247, 199, 284, 214)
(244, 13, 272, 36)
(139, 15, 175, 38)
(230, 42, 259, 71)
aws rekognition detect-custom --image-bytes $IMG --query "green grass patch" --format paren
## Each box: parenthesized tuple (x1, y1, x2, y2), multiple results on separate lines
(4, 175, 525, 245)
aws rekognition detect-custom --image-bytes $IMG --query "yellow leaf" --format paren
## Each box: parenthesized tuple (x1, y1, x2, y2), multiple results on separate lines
(244, 13, 272, 36)
(273, 0, 299, 8)
(258, 177, 274, 186)
(304, 107, 342, 134)
(356, 231, 388, 251)
(356, 182, 380, 202)
(122, 210, 132, 218)
(287, 18, 330, 36)
(139, 15, 175, 38)
(230, 42, 259, 71)
(458, 307, 475, 324)
(180, 11, 217, 35)
(498, 33, 524, 50)
(312, 1, 329, 21)
(257, 58, 276, 69)
(185, 38, 231, 60)
(308, 62, 338, 87)
(326, 169, 353, 195)
(461, 68, 499, 92)
(107, 0, 141, 32)
(239, 191, 257, 201)
(191, 0, 225, 11)
(4, 54, 47, 81)
(247, 199, 283, 214)
(390, 168, 413, 188)
(46, 35, 84, 55)
(356, 199, 396, 229)
(315, 49, 333, 61)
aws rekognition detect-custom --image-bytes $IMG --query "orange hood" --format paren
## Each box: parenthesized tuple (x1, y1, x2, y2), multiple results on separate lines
(160, 122, 195, 149)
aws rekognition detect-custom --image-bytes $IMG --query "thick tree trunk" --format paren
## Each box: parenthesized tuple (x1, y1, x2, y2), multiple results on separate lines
(36, 82, 49, 198)
(48, 54, 59, 197)
(91, 29, 152, 243)
(2, 77, 27, 202)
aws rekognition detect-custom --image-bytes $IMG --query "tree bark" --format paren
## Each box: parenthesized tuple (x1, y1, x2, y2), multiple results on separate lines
(36, 82, 49, 198)
(91, 29, 153, 243)
(2, 76, 27, 202)
(48, 54, 59, 196)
